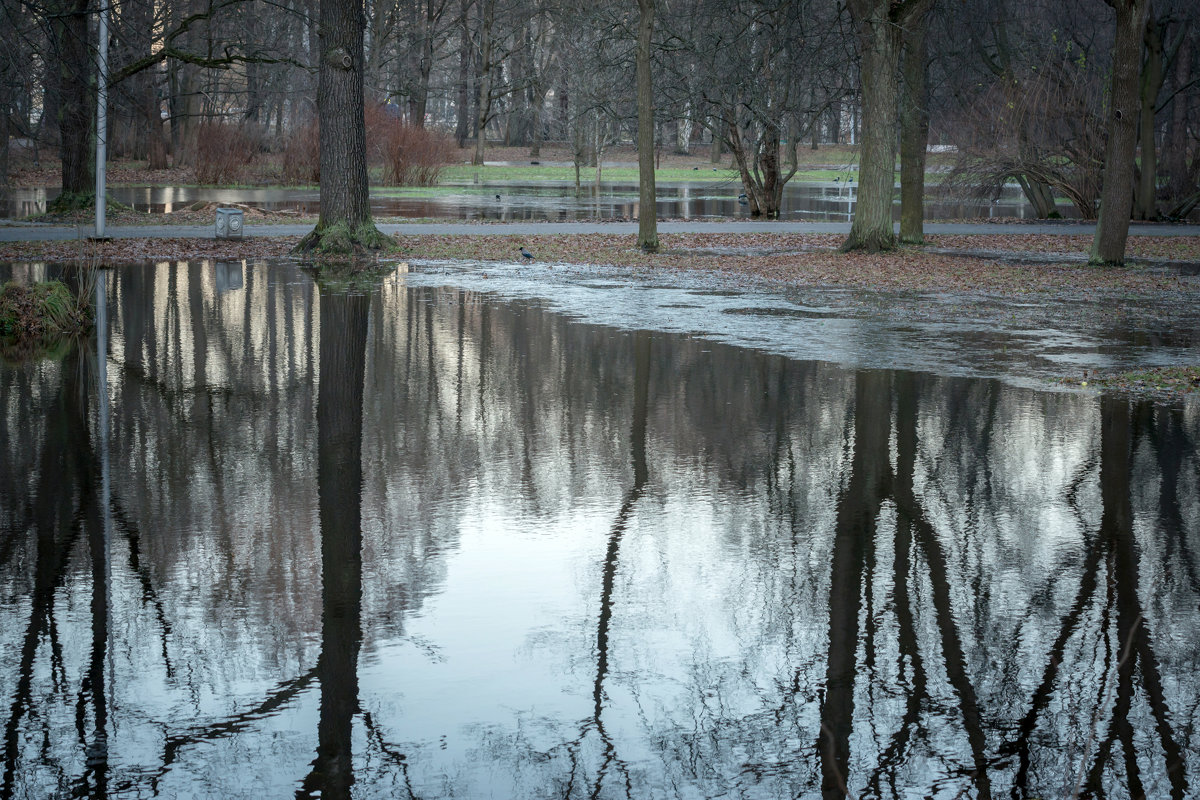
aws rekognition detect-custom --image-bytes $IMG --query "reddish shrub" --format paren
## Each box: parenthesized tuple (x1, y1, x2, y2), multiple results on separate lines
(194, 122, 256, 185)
(281, 119, 320, 185)
(374, 119, 455, 186)
(278, 106, 453, 187)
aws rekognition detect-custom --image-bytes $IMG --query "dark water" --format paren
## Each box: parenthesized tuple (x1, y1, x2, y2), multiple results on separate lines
(1, 261, 1198, 799)
(5, 181, 1059, 222)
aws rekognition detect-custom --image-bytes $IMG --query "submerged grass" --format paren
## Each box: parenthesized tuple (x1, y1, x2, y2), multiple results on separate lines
(0, 278, 95, 361)
(1061, 366, 1200, 402)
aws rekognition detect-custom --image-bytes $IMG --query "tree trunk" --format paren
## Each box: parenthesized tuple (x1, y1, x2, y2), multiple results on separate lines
(899, 9, 931, 244)
(636, 0, 658, 253)
(1016, 175, 1058, 218)
(1090, 0, 1151, 265)
(413, 8, 436, 128)
(51, 0, 94, 197)
(1164, 36, 1191, 201)
(455, 0, 471, 146)
(472, 0, 494, 165)
(0, 69, 9, 193)
(293, 0, 391, 254)
(841, 5, 902, 252)
(1134, 13, 1163, 220)
(530, 87, 548, 157)
(676, 101, 693, 154)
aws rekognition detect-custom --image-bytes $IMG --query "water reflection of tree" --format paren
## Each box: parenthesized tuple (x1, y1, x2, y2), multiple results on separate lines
(818, 373, 1194, 799)
(0, 340, 107, 798)
(297, 287, 369, 800)
(556, 331, 651, 800)
(3, 275, 1199, 798)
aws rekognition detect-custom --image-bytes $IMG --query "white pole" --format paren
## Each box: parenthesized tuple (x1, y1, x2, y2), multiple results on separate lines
(94, 0, 109, 238)
(95, 269, 112, 690)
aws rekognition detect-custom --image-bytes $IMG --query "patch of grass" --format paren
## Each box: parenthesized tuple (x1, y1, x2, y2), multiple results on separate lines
(33, 193, 134, 221)
(440, 164, 744, 183)
(1061, 365, 1200, 401)
(0, 279, 94, 361)
(293, 219, 398, 257)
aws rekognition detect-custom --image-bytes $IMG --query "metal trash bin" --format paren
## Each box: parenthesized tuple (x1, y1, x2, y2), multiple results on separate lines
(215, 261, 244, 292)
(215, 207, 244, 239)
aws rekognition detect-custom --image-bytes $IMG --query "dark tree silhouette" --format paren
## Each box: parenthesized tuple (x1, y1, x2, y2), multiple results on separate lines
(294, 0, 392, 254)
(297, 288, 370, 798)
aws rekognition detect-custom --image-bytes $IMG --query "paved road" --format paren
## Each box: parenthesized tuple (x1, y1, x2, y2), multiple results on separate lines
(1, 219, 1198, 241)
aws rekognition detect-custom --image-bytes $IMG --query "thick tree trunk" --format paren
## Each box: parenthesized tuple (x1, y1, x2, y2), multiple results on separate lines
(1090, 0, 1151, 265)
(636, 0, 658, 252)
(842, 9, 901, 252)
(899, 10, 930, 244)
(293, 0, 391, 254)
(51, 0, 94, 197)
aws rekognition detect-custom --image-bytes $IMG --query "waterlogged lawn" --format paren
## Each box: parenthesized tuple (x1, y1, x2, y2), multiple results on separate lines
(438, 164, 866, 184)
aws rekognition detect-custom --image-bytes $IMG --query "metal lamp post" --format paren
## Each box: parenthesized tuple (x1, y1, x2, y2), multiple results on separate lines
(94, 0, 109, 239)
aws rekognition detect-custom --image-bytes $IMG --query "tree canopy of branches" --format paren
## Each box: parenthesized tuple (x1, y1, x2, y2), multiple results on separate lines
(663, 0, 851, 219)
(2, 0, 1197, 262)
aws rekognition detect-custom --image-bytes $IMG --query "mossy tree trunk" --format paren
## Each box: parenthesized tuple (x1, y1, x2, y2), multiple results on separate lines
(636, 0, 658, 253)
(1090, 0, 1151, 266)
(899, 9, 931, 245)
(841, 0, 932, 253)
(294, 0, 391, 256)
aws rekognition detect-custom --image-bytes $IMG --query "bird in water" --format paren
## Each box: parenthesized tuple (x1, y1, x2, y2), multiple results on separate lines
(520, 246, 534, 261)
(495, 194, 501, 200)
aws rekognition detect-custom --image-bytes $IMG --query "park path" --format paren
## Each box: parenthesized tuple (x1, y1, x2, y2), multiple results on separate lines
(1, 219, 1198, 242)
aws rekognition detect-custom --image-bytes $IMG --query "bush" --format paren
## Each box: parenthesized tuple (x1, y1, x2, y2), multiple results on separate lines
(282, 119, 320, 185)
(365, 104, 454, 186)
(279, 106, 454, 187)
(0, 280, 90, 341)
(195, 122, 257, 185)
(378, 121, 455, 186)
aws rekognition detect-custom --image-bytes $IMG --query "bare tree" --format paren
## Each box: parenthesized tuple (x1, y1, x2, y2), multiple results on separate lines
(841, 0, 933, 251)
(636, 0, 657, 251)
(1089, 0, 1151, 265)
(899, 7, 931, 243)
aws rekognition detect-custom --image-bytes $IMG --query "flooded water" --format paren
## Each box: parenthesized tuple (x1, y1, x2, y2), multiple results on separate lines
(1, 260, 1198, 799)
(5, 181, 1060, 222)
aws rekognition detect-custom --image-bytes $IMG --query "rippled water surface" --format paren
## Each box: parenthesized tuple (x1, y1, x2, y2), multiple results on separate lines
(1, 261, 1197, 799)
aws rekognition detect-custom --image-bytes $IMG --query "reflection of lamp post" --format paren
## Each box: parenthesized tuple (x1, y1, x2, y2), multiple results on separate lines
(93, 1, 109, 239)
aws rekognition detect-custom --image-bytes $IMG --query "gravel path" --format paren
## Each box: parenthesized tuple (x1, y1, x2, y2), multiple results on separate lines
(1, 219, 1198, 241)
